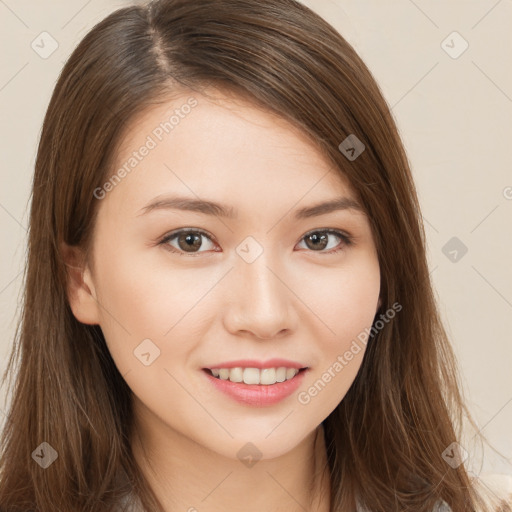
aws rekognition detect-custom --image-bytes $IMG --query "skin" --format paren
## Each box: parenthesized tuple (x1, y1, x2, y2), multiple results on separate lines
(63, 87, 381, 512)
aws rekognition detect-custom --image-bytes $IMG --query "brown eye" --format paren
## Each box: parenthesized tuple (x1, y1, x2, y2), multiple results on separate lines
(298, 229, 353, 253)
(176, 232, 203, 252)
(304, 232, 329, 250)
(160, 229, 217, 255)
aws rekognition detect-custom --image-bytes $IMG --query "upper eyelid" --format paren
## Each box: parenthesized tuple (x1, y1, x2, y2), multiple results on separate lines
(162, 228, 217, 243)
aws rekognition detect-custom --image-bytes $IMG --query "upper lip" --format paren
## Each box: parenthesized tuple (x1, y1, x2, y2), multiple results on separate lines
(203, 358, 308, 370)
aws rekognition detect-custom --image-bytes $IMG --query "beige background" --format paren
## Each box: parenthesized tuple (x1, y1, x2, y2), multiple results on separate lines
(1, 0, 511, 478)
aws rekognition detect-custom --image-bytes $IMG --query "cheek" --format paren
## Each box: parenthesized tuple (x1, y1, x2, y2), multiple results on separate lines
(298, 256, 379, 395)
(93, 248, 218, 370)
(299, 256, 380, 344)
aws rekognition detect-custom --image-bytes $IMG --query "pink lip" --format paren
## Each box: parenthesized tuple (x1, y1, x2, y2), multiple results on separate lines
(203, 368, 308, 407)
(204, 358, 307, 370)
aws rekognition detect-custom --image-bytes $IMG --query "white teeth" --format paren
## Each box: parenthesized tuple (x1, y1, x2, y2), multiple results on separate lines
(285, 368, 297, 380)
(260, 368, 276, 385)
(208, 366, 301, 385)
(275, 367, 286, 382)
(229, 367, 243, 383)
(218, 369, 229, 380)
(243, 368, 260, 385)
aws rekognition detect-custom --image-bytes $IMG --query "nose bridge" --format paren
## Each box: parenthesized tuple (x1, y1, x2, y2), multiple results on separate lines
(226, 241, 294, 338)
(242, 250, 281, 302)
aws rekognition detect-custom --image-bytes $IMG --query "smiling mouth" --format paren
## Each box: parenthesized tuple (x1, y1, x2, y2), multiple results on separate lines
(203, 367, 308, 385)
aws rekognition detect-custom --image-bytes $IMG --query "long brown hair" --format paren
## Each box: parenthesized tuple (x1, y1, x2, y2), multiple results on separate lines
(0, 0, 508, 510)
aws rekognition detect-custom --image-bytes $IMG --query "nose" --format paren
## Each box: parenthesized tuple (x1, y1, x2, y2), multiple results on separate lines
(222, 251, 297, 340)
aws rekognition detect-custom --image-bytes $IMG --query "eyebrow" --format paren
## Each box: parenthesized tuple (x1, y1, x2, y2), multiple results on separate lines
(137, 195, 365, 220)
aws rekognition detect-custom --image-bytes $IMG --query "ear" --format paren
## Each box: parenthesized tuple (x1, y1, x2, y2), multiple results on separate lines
(60, 242, 101, 325)
(376, 297, 382, 313)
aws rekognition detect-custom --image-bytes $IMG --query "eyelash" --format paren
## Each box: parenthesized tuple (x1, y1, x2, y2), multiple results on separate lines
(157, 228, 354, 257)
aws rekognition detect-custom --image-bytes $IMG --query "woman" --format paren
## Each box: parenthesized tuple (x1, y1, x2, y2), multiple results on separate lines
(0, 0, 509, 510)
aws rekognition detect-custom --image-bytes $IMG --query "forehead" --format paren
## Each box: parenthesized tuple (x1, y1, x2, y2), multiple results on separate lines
(103, 88, 359, 218)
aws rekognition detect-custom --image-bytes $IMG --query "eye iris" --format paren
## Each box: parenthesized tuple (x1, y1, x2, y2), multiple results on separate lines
(178, 232, 202, 252)
(306, 233, 328, 250)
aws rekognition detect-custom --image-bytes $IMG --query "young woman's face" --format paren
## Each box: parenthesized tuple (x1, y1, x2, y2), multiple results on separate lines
(81, 88, 380, 460)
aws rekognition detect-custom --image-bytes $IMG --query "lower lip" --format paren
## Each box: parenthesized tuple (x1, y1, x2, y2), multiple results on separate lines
(203, 369, 307, 407)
